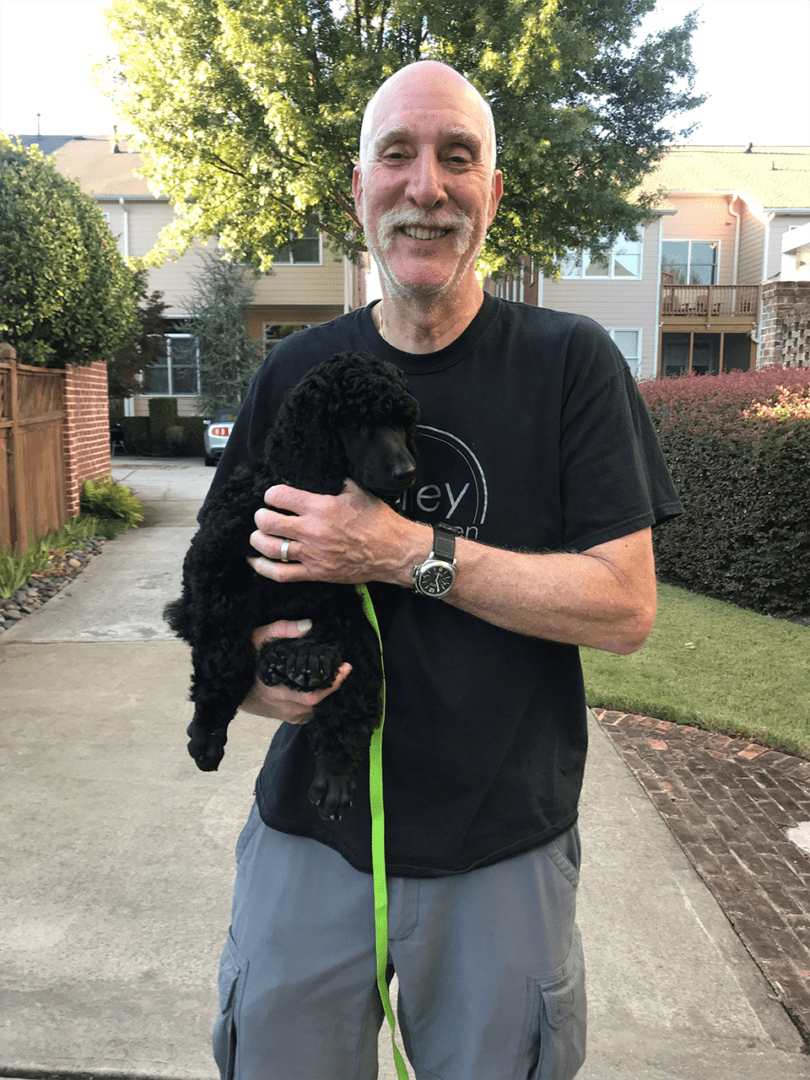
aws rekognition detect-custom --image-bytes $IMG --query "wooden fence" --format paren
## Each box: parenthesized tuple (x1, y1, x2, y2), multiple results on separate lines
(0, 358, 68, 551)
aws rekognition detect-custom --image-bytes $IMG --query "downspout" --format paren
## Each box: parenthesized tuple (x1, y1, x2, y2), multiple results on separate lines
(118, 197, 134, 418)
(654, 214, 663, 379)
(118, 197, 130, 259)
(727, 193, 741, 284)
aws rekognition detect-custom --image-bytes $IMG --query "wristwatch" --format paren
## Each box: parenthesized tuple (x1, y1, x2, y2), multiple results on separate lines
(412, 523, 459, 598)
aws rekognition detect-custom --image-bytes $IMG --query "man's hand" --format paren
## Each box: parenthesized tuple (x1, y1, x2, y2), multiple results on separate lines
(240, 619, 352, 725)
(247, 478, 428, 587)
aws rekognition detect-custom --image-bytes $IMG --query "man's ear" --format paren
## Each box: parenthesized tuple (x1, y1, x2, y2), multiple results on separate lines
(488, 170, 504, 227)
(352, 166, 364, 224)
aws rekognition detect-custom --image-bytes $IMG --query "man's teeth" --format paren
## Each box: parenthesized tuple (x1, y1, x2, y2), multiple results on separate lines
(401, 226, 449, 240)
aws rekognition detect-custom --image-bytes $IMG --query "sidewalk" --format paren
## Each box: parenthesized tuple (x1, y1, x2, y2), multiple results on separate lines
(0, 459, 807, 1079)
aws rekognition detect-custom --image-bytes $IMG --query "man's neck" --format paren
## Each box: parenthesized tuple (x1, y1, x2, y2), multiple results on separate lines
(375, 285, 485, 355)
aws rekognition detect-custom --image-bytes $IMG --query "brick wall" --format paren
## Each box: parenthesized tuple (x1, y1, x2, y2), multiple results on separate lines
(64, 360, 111, 516)
(759, 281, 810, 369)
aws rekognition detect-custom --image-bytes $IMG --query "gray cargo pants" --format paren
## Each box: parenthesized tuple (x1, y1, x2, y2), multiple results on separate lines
(214, 802, 586, 1080)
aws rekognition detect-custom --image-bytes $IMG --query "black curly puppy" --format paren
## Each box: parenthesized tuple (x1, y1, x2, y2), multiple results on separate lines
(164, 352, 420, 821)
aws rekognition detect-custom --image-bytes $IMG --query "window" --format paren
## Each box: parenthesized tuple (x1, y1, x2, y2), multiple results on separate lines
(561, 232, 643, 280)
(661, 332, 752, 377)
(272, 223, 321, 265)
(661, 240, 718, 285)
(262, 323, 311, 354)
(608, 328, 641, 378)
(142, 320, 200, 395)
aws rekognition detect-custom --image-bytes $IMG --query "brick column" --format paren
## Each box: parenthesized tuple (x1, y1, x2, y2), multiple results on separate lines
(63, 360, 111, 516)
(758, 281, 810, 369)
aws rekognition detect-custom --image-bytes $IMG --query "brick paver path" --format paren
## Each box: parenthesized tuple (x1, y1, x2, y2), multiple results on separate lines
(593, 708, 810, 1047)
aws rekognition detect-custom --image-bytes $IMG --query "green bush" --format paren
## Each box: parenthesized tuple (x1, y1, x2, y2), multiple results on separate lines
(640, 368, 810, 619)
(149, 396, 178, 435)
(80, 476, 144, 537)
(0, 135, 139, 366)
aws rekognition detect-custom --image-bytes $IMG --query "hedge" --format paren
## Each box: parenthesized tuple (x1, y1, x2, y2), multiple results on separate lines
(640, 368, 810, 620)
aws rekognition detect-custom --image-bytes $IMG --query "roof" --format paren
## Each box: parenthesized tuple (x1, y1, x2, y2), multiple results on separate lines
(49, 136, 158, 198)
(639, 146, 810, 211)
(13, 134, 77, 154)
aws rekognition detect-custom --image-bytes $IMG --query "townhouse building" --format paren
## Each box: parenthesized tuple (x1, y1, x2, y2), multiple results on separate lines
(489, 145, 810, 380)
(45, 135, 365, 417)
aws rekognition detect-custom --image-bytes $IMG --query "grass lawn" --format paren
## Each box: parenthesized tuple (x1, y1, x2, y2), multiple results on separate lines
(580, 582, 810, 758)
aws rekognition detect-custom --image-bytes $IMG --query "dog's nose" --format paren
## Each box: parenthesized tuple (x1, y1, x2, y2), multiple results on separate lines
(391, 457, 417, 484)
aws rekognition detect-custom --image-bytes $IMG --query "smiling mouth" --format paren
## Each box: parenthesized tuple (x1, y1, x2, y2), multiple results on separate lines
(399, 225, 452, 241)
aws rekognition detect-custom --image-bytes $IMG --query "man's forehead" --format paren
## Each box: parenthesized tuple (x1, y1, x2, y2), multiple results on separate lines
(370, 66, 489, 138)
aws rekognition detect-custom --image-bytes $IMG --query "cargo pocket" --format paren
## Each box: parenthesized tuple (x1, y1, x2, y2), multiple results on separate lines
(213, 930, 248, 1080)
(521, 939, 586, 1080)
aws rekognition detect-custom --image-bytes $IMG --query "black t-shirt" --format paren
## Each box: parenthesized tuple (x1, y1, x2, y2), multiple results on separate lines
(206, 293, 682, 877)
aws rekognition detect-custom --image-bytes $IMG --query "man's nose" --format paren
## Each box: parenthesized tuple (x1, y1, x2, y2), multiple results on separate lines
(406, 152, 446, 208)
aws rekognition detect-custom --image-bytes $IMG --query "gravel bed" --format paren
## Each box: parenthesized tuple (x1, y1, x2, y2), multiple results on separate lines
(0, 538, 107, 633)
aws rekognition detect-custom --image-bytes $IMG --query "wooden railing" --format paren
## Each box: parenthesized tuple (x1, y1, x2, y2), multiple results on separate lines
(661, 284, 760, 318)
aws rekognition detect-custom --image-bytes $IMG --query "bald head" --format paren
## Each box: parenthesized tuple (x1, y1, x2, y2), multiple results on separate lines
(359, 61, 497, 173)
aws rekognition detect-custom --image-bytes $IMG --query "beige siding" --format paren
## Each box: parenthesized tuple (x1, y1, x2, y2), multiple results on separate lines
(540, 220, 661, 380)
(253, 251, 345, 306)
(662, 195, 736, 284)
(738, 203, 766, 284)
(105, 200, 348, 317)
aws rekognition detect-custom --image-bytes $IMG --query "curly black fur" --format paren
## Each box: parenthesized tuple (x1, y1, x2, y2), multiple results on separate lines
(164, 352, 420, 820)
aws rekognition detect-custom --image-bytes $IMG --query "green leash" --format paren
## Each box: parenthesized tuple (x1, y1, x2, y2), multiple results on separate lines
(356, 583, 409, 1080)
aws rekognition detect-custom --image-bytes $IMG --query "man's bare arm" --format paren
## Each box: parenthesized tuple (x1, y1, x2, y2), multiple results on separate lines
(248, 481, 657, 655)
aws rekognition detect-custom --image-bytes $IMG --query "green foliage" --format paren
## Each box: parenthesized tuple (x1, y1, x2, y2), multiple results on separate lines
(107, 269, 169, 399)
(103, 0, 703, 277)
(185, 250, 262, 416)
(149, 395, 179, 434)
(582, 583, 809, 757)
(0, 135, 141, 366)
(0, 541, 53, 598)
(640, 369, 810, 620)
(80, 476, 144, 536)
(0, 515, 105, 598)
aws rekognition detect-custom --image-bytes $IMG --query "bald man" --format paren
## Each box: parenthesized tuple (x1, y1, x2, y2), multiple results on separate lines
(207, 60, 681, 1080)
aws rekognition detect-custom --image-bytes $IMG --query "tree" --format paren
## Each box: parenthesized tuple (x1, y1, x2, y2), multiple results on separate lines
(0, 135, 140, 366)
(107, 270, 169, 400)
(103, 0, 703, 278)
(187, 249, 263, 416)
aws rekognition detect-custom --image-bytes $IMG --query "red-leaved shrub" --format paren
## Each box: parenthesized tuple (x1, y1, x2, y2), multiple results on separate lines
(639, 368, 810, 619)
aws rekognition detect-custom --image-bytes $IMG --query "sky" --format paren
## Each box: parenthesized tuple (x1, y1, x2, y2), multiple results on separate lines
(0, 0, 808, 145)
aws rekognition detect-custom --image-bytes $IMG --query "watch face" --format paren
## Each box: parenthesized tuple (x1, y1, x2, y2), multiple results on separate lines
(419, 563, 455, 596)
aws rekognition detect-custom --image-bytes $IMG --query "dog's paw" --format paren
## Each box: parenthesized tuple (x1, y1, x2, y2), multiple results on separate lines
(257, 639, 342, 692)
(307, 768, 355, 821)
(186, 722, 227, 772)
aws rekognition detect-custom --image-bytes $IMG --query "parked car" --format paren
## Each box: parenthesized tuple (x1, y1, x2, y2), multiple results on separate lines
(203, 407, 239, 466)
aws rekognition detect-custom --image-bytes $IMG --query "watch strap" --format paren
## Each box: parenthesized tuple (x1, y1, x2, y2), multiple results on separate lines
(431, 522, 458, 561)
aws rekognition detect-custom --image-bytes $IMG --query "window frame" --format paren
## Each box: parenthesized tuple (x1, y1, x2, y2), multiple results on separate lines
(607, 327, 642, 379)
(661, 239, 720, 286)
(272, 223, 322, 266)
(141, 322, 200, 397)
(561, 232, 644, 281)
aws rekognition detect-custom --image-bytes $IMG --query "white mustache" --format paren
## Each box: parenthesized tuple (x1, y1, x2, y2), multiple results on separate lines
(375, 207, 474, 254)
